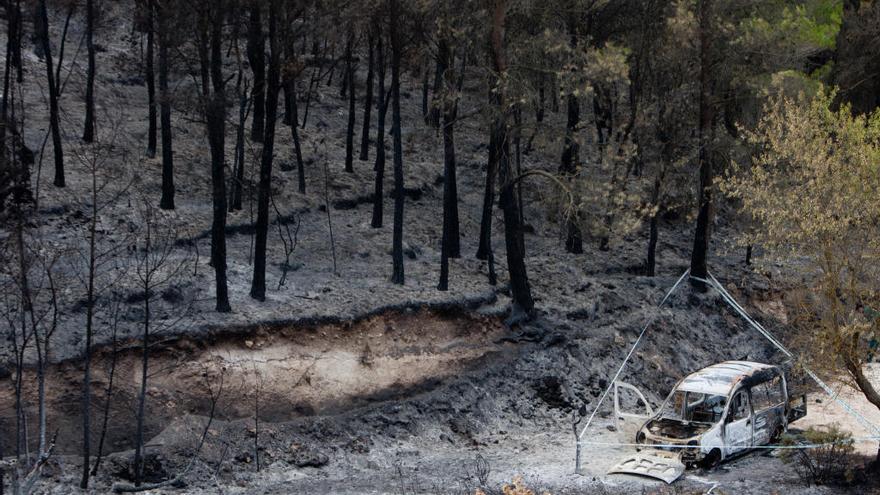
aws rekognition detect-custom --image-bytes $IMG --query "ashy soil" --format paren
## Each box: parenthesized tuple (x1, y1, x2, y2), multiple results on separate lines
(2, 3, 879, 494)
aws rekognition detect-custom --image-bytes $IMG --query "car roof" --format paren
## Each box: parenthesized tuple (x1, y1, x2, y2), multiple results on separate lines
(675, 361, 776, 397)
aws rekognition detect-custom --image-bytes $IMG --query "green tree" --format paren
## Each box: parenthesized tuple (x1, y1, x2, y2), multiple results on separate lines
(724, 87, 880, 419)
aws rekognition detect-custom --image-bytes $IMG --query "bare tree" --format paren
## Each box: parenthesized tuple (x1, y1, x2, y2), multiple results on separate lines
(131, 201, 190, 487)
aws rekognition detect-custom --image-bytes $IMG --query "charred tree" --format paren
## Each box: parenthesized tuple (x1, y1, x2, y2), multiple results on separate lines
(82, 0, 96, 142)
(475, 109, 496, 261)
(6, 0, 23, 83)
(344, 32, 356, 173)
(490, 0, 533, 316)
(689, 0, 714, 290)
(359, 33, 375, 161)
(145, 0, 157, 158)
(157, 1, 174, 210)
(428, 51, 442, 129)
(289, 85, 305, 192)
(247, 2, 266, 142)
(438, 39, 460, 259)
(371, 33, 387, 228)
(37, 0, 64, 187)
(230, 72, 247, 211)
(438, 38, 460, 290)
(281, 35, 306, 192)
(199, 0, 231, 312)
(421, 61, 430, 118)
(560, 92, 582, 253)
(560, 18, 583, 254)
(390, 0, 404, 285)
(250, 0, 281, 301)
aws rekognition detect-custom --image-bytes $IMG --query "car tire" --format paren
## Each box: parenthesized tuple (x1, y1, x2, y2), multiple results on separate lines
(700, 449, 721, 470)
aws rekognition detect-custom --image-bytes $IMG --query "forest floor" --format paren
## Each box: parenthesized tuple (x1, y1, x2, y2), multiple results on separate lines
(2, 5, 879, 494)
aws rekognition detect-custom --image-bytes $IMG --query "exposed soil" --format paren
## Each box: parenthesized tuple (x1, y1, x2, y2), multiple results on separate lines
(0, 308, 506, 456)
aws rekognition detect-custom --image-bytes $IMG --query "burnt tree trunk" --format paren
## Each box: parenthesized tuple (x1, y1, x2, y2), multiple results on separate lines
(37, 0, 64, 187)
(359, 33, 374, 161)
(230, 71, 247, 211)
(490, 0, 533, 316)
(82, 0, 96, 142)
(371, 34, 387, 229)
(7, 0, 23, 83)
(420, 61, 430, 118)
(560, 92, 583, 254)
(157, 2, 174, 210)
(689, 0, 714, 290)
(288, 81, 306, 193)
(390, 0, 405, 285)
(645, 174, 661, 277)
(201, 0, 231, 312)
(145, 0, 157, 158)
(250, 1, 281, 301)
(247, 3, 265, 142)
(344, 32, 356, 173)
(438, 39, 459, 290)
(438, 39, 460, 259)
(428, 52, 442, 128)
(476, 104, 496, 261)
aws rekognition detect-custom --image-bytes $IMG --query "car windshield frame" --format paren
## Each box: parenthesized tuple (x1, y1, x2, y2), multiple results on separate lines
(658, 389, 728, 425)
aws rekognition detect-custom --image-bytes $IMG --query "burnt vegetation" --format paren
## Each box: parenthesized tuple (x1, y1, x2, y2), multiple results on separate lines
(1, 0, 880, 493)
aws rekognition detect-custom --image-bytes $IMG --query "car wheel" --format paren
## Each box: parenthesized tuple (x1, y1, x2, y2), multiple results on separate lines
(700, 449, 721, 470)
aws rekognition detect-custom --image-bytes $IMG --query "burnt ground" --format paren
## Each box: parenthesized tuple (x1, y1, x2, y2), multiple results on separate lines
(2, 4, 879, 494)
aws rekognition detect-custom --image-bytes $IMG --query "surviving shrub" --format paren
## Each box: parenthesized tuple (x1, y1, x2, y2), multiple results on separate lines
(780, 425, 856, 485)
(475, 475, 550, 495)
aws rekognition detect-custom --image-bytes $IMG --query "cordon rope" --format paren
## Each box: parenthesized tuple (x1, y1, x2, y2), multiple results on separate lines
(575, 269, 880, 472)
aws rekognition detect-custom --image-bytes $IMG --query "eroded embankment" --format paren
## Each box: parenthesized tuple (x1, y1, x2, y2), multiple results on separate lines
(0, 308, 506, 455)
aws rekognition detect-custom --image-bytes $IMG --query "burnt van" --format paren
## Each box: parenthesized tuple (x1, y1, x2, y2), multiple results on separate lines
(608, 361, 807, 483)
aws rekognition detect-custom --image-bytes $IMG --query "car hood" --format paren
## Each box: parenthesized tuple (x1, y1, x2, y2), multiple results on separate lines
(645, 417, 712, 440)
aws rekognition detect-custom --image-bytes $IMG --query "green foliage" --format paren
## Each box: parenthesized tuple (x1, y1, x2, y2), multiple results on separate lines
(741, 0, 842, 50)
(723, 86, 880, 408)
(780, 425, 856, 485)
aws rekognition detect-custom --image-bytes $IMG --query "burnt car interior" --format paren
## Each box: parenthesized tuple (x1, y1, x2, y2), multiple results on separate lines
(661, 391, 727, 424)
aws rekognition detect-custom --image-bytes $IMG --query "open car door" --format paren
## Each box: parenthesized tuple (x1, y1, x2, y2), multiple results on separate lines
(609, 382, 685, 484)
(613, 381, 654, 441)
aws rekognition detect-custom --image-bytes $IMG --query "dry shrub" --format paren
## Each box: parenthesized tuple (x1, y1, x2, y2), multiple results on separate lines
(781, 425, 856, 485)
(474, 476, 550, 495)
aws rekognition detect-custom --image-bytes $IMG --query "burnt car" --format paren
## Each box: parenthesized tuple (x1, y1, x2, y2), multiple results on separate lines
(608, 361, 807, 483)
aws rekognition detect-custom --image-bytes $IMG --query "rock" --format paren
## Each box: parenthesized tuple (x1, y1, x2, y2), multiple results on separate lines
(287, 444, 329, 468)
(345, 435, 372, 454)
(566, 307, 594, 321)
(161, 285, 184, 304)
(543, 333, 568, 347)
(109, 452, 169, 484)
(125, 290, 152, 304)
(403, 244, 421, 260)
